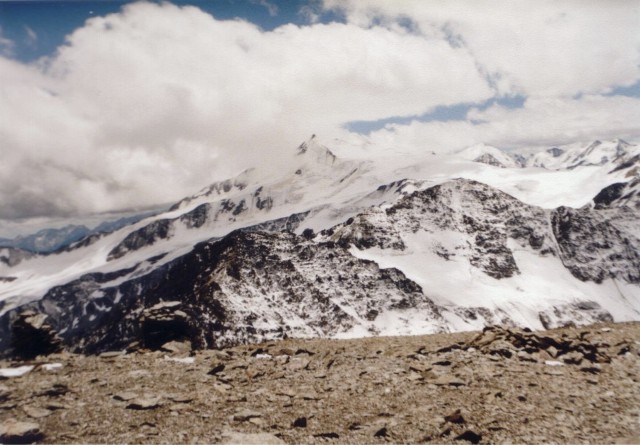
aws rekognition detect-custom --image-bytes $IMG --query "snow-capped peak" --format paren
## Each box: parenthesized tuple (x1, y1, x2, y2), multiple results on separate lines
(527, 138, 639, 170)
(296, 135, 337, 166)
(455, 143, 521, 168)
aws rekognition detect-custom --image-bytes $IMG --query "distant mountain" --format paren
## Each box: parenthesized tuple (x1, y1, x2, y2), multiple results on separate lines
(526, 139, 639, 170)
(0, 225, 91, 254)
(456, 143, 523, 168)
(93, 212, 159, 234)
(0, 212, 158, 254)
(0, 135, 638, 356)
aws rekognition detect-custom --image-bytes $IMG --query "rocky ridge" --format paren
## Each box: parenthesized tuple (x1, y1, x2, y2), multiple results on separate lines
(1, 178, 638, 357)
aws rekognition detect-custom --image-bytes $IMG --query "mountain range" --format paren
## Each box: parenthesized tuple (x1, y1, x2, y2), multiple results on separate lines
(0, 136, 638, 356)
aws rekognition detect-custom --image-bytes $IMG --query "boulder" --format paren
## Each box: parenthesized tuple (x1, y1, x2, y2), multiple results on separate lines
(10, 310, 63, 359)
(0, 419, 44, 444)
(139, 302, 192, 350)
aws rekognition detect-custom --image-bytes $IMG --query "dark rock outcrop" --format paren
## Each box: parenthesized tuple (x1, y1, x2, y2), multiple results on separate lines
(10, 310, 63, 359)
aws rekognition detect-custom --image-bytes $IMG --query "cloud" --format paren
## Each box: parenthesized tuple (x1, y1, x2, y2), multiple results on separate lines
(363, 95, 640, 154)
(0, 1, 492, 220)
(0, 27, 15, 57)
(323, 0, 640, 98)
(24, 25, 38, 46)
(251, 0, 278, 17)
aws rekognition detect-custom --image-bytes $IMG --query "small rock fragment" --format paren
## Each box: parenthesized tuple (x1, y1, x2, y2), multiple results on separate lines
(276, 388, 296, 398)
(298, 391, 320, 401)
(168, 394, 193, 403)
(0, 419, 44, 444)
(313, 432, 340, 439)
(45, 401, 68, 411)
(374, 427, 388, 437)
(166, 356, 195, 364)
(292, 417, 307, 428)
(99, 351, 125, 359)
(161, 340, 192, 354)
(562, 351, 583, 365)
(113, 392, 138, 402)
(37, 383, 69, 397)
(208, 363, 226, 375)
(126, 397, 163, 410)
(517, 351, 536, 363)
(23, 406, 52, 419)
(444, 409, 465, 424)
(433, 375, 466, 387)
(233, 409, 262, 422)
(276, 348, 295, 356)
(0, 384, 10, 402)
(455, 430, 482, 444)
(295, 348, 315, 356)
(221, 432, 285, 445)
(286, 358, 310, 372)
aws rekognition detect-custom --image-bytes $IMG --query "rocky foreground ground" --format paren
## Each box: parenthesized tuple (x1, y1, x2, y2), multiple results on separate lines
(0, 322, 639, 444)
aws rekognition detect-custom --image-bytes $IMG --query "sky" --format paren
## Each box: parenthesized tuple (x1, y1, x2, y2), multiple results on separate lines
(0, 0, 639, 234)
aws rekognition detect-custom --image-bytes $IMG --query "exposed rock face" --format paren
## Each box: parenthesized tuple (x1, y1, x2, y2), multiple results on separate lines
(325, 179, 639, 284)
(0, 228, 444, 355)
(593, 182, 629, 208)
(473, 153, 507, 168)
(538, 301, 614, 329)
(551, 205, 640, 283)
(107, 203, 309, 262)
(323, 179, 553, 279)
(108, 220, 172, 260)
(593, 178, 640, 210)
(170, 177, 249, 211)
(547, 147, 564, 157)
(0, 248, 34, 268)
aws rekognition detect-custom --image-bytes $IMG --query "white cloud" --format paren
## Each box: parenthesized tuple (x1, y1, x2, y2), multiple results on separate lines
(364, 95, 640, 154)
(24, 25, 38, 46)
(324, 0, 640, 97)
(251, 0, 278, 17)
(1, 1, 639, 223)
(0, 1, 492, 219)
(0, 27, 15, 57)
